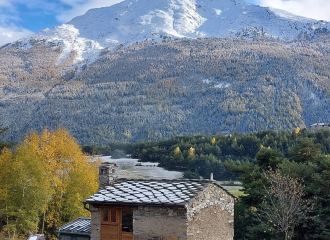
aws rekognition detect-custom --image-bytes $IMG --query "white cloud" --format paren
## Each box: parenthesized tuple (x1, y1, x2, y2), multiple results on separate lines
(0, 0, 32, 45)
(57, 0, 124, 23)
(0, 0, 60, 44)
(0, 26, 33, 46)
(0, 0, 124, 44)
(256, 0, 330, 21)
(0, 0, 17, 7)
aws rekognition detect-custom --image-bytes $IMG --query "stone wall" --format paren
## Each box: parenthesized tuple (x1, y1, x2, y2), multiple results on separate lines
(90, 205, 101, 240)
(98, 162, 117, 189)
(133, 206, 187, 240)
(186, 183, 235, 240)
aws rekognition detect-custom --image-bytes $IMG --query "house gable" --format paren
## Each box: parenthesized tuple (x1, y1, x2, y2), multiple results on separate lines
(186, 183, 235, 240)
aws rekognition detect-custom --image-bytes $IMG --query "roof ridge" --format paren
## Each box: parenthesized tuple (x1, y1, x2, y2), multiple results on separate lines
(115, 178, 214, 182)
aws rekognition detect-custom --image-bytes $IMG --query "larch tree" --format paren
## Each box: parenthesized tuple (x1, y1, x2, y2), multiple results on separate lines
(211, 137, 216, 145)
(188, 147, 195, 158)
(173, 146, 181, 156)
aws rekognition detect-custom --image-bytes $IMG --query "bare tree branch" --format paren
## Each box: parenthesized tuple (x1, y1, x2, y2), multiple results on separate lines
(258, 169, 310, 240)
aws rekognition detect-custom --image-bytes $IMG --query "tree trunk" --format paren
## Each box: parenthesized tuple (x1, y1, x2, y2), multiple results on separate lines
(41, 211, 46, 234)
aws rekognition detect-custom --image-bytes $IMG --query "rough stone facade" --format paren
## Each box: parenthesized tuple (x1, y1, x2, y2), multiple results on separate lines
(133, 206, 187, 240)
(186, 184, 235, 240)
(90, 205, 101, 240)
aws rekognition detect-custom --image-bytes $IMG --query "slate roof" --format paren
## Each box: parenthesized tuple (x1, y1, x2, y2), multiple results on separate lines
(85, 179, 220, 207)
(310, 123, 330, 126)
(57, 217, 91, 235)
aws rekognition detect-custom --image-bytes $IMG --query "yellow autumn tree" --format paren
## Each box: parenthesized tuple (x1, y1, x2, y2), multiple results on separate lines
(24, 128, 99, 239)
(174, 146, 181, 155)
(0, 145, 50, 239)
(188, 147, 195, 158)
(211, 137, 216, 146)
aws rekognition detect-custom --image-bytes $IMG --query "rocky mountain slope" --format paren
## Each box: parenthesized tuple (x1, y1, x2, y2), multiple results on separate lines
(0, 0, 330, 144)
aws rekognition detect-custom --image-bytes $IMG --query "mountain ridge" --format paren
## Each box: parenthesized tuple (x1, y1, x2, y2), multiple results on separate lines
(2, 0, 329, 76)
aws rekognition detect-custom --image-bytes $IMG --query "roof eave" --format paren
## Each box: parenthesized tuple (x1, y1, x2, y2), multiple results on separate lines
(84, 201, 187, 208)
(56, 231, 91, 236)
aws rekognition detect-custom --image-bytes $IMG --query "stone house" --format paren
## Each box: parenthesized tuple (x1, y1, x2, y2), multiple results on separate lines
(310, 123, 330, 132)
(83, 162, 235, 240)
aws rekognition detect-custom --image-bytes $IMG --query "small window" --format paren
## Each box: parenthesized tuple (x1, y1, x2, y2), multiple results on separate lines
(110, 209, 117, 222)
(103, 209, 109, 222)
(122, 209, 133, 232)
(100, 168, 108, 175)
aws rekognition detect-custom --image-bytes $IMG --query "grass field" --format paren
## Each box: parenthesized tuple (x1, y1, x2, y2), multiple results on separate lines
(222, 185, 245, 197)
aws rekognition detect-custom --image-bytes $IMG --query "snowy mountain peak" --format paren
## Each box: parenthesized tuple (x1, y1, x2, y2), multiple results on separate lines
(5, 0, 330, 75)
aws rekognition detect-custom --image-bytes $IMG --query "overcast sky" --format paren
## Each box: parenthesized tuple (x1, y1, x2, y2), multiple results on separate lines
(0, 0, 329, 46)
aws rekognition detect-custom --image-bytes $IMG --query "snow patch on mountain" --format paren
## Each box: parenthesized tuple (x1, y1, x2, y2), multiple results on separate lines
(215, 82, 231, 88)
(4, 0, 330, 76)
(37, 24, 103, 72)
(203, 79, 211, 84)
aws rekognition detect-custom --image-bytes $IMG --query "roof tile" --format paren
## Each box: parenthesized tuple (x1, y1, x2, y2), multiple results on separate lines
(86, 179, 214, 206)
(58, 217, 91, 235)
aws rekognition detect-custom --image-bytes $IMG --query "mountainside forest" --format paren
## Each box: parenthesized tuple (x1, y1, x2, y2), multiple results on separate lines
(1, 36, 330, 144)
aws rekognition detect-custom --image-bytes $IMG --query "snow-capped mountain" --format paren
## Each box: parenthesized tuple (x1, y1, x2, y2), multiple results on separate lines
(4, 0, 330, 74)
(2, 0, 330, 145)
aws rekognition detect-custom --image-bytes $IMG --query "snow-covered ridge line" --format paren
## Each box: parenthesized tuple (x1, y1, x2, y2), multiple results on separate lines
(3, 0, 330, 76)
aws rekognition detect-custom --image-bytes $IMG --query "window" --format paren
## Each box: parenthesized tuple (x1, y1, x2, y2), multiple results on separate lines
(122, 209, 133, 232)
(100, 168, 108, 175)
(102, 209, 109, 222)
(102, 209, 117, 223)
(110, 209, 117, 222)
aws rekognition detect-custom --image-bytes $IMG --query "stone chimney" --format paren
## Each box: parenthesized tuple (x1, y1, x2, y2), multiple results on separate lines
(210, 173, 214, 181)
(99, 162, 118, 189)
